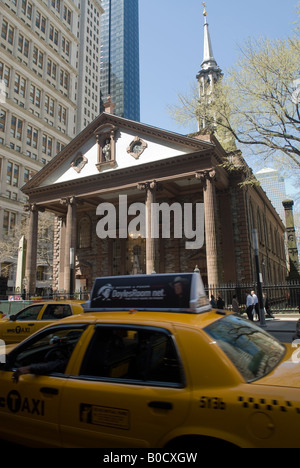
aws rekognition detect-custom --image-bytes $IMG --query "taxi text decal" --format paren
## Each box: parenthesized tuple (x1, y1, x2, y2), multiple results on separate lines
(80, 404, 130, 430)
(7, 327, 31, 334)
(0, 390, 45, 415)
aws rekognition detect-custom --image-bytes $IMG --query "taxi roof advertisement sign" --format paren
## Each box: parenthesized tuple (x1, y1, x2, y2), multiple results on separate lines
(87, 273, 210, 313)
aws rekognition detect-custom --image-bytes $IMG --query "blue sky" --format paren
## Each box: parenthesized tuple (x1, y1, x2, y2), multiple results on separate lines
(139, 0, 297, 132)
(139, 0, 298, 198)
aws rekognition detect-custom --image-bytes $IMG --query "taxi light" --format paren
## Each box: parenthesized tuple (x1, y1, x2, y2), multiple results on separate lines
(84, 273, 211, 314)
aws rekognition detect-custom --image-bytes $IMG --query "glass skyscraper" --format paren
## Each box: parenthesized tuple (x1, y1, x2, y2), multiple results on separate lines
(255, 168, 287, 223)
(100, 0, 140, 121)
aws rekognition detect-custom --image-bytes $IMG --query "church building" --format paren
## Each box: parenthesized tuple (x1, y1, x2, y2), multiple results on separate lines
(21, 7, 287, 296)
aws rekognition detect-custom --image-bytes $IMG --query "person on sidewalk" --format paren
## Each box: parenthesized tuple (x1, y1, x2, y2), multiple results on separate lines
(232, 295, 240, 314)
(251, 290, 260, 321)
(246, 292, 254, 321)
(263, 292, 275, 319)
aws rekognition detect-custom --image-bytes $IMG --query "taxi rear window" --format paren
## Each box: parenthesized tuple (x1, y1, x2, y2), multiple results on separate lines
(80, 326, 184, 387)
(204, 315, 285, 382)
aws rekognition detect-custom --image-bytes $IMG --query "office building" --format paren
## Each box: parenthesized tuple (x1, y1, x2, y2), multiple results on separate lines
(100, 0, 140, 121)
(0, 0, 103, 291)
(255, 168, 287, 222)
(76, 0, 104, 132)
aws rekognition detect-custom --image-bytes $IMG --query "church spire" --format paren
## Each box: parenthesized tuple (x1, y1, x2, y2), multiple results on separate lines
(199, 2, 221, 72)
(196, 2, 222, 131)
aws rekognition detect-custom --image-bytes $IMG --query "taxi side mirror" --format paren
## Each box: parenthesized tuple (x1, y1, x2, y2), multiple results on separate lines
(10, 315, 16, 321)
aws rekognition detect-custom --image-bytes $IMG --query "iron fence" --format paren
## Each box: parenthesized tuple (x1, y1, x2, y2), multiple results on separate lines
(205, 281, 300, 314)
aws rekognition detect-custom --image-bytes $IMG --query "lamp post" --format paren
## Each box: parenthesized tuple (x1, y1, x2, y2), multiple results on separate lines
(70, 248, 75, 299)
(252, 229, 266, 327)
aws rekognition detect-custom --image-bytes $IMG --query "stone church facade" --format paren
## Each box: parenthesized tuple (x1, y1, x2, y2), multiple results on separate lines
(22, 112, 287, 296)
(21, 6, 288, 297)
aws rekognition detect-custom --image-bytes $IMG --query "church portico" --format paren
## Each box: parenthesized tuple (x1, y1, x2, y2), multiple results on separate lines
(22, 108, 287, 297)
(22, 113, 232, 295)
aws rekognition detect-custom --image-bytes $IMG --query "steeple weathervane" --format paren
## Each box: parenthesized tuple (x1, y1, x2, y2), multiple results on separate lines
(202, 2, 207, 16)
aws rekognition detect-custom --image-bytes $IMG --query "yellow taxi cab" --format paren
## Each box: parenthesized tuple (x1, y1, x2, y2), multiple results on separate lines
(0, 301, 84, 344)
(0, 273, 299, 448)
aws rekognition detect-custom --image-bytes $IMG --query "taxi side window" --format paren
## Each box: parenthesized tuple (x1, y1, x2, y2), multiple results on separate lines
(13, 304, 44, 321)
(5, 325, 87, 374)
(42, 304, 72, 320)
(80, 326, 184, 387)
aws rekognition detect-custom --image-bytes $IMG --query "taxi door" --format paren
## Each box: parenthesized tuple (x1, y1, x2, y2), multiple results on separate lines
(0, 323, 88, 447)
(0, 304, 44, 344)
(0, 371, 65, 447)
(59, 325, 191, 448)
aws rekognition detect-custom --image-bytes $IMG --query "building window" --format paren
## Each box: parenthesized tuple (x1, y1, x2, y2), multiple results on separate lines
(1, 20, 14, 46)
(0, 62, 10, 87)
(7, 162, 19, 187)
(0, 110, 6, 132)
(24, 168, 30, 184)
(58, 104, 67, 125)
(42, 134, 53, 157)
(3, 211, 16, 236)
(17, 34, 30, 58)
(10, 116, 23, 141)
(27, 125, 38, 149)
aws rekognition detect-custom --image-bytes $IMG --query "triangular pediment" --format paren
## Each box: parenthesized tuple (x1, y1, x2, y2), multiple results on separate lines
(22, 113, 214, 192)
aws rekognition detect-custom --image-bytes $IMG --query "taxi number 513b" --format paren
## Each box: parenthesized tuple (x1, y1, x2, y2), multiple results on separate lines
(199, 396, 226, 410)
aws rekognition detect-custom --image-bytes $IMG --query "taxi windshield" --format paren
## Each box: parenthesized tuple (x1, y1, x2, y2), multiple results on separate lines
(204, 315, 286, 382)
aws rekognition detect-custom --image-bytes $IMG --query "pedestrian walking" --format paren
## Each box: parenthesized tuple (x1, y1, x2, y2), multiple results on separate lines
(210, 295, 217, 308)
(232, 295, 239, 314)
(251, 290, 260, 321)
(217, 296, 225, 310)
(246, 292, 254, 321)
(263, 292, 275, 319)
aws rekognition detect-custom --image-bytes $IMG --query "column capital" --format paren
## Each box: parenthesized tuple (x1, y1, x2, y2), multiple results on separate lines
(24, 203, 45, 213)
(137, 180, 162, 192)
(195, 169, 216, 186)
(60, 196, 77, 206)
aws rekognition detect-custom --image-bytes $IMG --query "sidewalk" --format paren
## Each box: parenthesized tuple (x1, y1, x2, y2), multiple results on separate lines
(264, 315, 298, 331)
(238, 312, 299, 342)
(258, 314, 299, 342)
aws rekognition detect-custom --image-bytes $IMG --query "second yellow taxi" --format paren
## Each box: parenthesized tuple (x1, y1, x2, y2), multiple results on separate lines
(0, 301, 84, 344)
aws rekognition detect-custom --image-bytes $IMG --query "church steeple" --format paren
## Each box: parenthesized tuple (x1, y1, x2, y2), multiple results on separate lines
(196, 2, 222, 130)
(201, 3, 218, 71)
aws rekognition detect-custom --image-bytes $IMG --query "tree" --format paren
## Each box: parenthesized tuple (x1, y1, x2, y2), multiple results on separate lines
(171, 11, 300, 173)
(0, 212, 54, 280)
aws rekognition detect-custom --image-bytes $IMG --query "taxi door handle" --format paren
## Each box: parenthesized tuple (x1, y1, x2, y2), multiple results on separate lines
(27, 323, 35, 326)
(40, 387, 59, 396)
(148, 401, 173, 410)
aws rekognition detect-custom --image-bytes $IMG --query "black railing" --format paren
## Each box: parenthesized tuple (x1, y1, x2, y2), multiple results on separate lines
(205, 281, 300, 314)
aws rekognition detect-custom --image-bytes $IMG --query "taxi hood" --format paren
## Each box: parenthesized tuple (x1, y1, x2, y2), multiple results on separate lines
(256, 345, 300, 389)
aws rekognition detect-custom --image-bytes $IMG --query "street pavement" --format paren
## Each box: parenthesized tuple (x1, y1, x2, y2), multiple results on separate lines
(256, 314, 299, 343)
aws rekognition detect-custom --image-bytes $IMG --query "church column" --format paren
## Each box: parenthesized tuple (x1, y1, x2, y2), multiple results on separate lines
(60, 196, 77, 296)
(196, 170, 219, 287)
(138, 181, 160, 274)
(24, 203, 41, 296)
